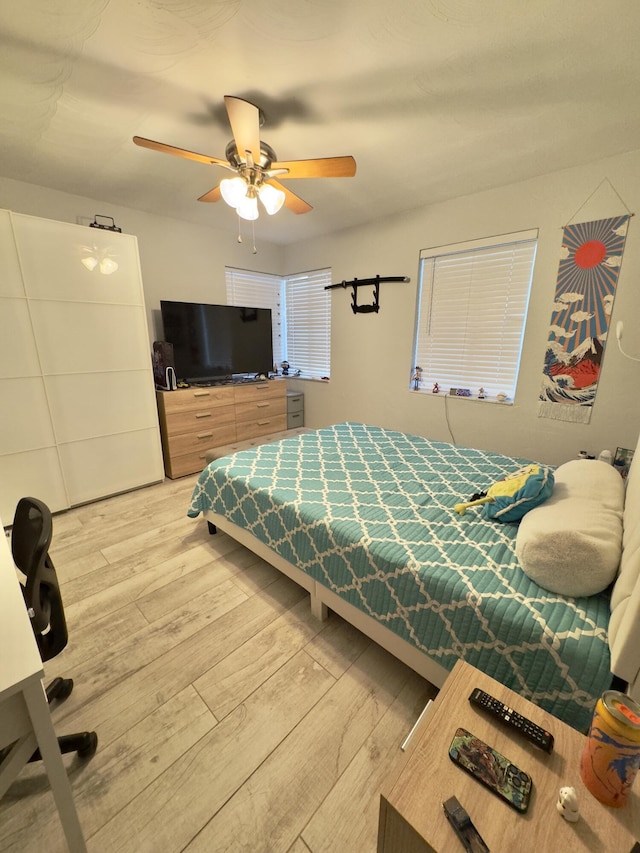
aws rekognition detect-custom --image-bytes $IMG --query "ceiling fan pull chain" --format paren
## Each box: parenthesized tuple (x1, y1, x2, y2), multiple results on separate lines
(236, 213, 242, 243)
(252, 220, 257, 254)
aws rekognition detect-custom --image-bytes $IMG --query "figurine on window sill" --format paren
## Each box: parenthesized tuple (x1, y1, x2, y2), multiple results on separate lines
(412, 366, 423, 390)
(432, 382, 439, 394)
(280, 361, 290, 376)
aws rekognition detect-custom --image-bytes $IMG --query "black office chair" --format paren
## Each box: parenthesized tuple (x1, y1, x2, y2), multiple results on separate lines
(9, 496, 98, 763)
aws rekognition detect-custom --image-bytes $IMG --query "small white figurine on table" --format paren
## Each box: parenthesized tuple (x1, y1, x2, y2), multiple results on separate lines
(556, 786, 579, 822)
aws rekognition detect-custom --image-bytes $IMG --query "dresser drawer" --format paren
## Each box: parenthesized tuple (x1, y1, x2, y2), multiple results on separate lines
(286, 392, 304, 413)
(287, 410, 305, 429)
(234, 381, 285, 405)
(165, 422, 236, 457)
(236, 413, 287, 442)
(158, 386, 234, 415)
(235, 397, 286, 423)
(166, 404, 235, 436)
(165, 449, 213, 479)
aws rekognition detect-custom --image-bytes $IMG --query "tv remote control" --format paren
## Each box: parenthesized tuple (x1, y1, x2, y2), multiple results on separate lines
(468, 687, 554, 753)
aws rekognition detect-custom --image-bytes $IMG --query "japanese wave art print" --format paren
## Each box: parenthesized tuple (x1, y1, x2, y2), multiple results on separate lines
(538, 215, 630, 423)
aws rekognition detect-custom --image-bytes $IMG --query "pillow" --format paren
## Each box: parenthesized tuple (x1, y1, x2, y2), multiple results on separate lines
(516, 460, 624, 597)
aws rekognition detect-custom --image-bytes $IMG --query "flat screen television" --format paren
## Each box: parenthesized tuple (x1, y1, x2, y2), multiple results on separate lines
(160, 300, 274, 383)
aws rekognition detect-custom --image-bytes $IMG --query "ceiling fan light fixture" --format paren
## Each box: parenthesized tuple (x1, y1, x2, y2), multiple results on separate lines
(220, 176, 248, 208)
(258, 183, 285, 215)
(236, 192, 259, 221)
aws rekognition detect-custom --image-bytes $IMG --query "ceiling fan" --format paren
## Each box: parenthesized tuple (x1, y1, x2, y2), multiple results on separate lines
(133, 95, 356, 221)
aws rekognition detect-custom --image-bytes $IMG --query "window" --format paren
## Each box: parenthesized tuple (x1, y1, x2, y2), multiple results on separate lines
(225, 266, 331, 379)
(412, 230, 537, 401)
(284, 269, 331, 379)
(225, 267, 283, 366)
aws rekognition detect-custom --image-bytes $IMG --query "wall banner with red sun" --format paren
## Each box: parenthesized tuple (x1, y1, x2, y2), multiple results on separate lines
(538, 215, 630, 423)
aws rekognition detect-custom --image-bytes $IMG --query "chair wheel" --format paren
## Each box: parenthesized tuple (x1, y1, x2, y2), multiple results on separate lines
(78, 732, 98, 759)
(59, 678, 74, 700)
(46, 677, 74, 704)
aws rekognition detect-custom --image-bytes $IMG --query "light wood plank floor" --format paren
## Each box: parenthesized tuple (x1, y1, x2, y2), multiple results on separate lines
(0, 474, 436, 853)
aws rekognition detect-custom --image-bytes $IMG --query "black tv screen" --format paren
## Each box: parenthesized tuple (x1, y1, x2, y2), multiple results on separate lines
(160, 300, 273, 383)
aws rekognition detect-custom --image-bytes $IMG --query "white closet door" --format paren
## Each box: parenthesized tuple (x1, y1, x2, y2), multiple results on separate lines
(45, 371, 159, 441)
(0, 298, 42, 378)
(0, 452, 69, 522)
(28, 301, 151, 374)
(11, 216, 143, 306)
(9, 213, 164, 508)
(58, 430, 165, 506)
(0, 376, 68, 520)
(0, 210, 67, 520)
(1, 378, 56, 451)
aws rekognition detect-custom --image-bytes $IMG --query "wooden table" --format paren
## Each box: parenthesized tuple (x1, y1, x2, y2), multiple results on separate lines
(0, 521, 86, 851)
(378, 660, 640, 852)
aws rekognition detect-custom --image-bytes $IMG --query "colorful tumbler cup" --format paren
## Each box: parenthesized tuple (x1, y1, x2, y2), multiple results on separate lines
(580, 690, 640, 807)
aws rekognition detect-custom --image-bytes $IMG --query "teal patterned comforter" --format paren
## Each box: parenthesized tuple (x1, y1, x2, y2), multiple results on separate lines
(188, 422, 611, 731)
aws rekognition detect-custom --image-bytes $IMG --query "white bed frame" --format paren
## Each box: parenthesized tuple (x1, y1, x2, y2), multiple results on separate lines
(204, 431, 640, 703)
(205, 510, 451, 689)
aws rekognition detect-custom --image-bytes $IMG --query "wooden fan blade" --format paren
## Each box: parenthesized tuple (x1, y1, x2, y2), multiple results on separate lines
(268, 179, 312, 215)
(270, 156, 356, 179)
(197, 186, 222, 203)
(224, 96, 261, 162)
(133, 136, 232, 169)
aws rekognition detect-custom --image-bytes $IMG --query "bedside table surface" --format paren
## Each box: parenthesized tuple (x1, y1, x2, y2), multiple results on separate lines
(378, 660, 640, 852)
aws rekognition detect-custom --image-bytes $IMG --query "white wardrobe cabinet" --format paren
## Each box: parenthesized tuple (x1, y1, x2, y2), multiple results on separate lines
(0, 210, 68, 519)
(0, 210, 164, 521)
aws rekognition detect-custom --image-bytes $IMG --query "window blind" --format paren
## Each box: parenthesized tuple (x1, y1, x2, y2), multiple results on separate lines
(413, 231, 537, 399)
(225, 267, 283, 367)
(225, 266, 332, 379)
(285, 268, 331, 379)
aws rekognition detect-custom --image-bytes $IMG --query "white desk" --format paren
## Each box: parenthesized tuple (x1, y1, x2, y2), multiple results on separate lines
(0, 519, 86, 851)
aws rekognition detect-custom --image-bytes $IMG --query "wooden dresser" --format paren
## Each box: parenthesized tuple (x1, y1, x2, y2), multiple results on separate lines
(156, 381, 286, 478)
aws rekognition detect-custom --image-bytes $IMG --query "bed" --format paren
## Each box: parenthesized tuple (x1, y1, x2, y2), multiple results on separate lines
(188, 421, 640, 732)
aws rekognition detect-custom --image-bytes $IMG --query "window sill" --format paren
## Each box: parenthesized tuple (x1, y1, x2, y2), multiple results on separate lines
(410, 389, 513, 405)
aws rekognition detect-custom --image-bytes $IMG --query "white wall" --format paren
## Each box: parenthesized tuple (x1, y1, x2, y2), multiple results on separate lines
(283, 148, 640, 467)
(0, 176, 285, 343)
(3, 146, 639, 469)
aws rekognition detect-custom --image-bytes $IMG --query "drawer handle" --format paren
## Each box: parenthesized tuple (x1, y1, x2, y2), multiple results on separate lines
(256, 402, 270, 408)
(257, 420, 271, 426)
(193, 391, 211, 398)
(401, 699, 433, 751)
(195, 412, 212, 419)
(197, 432, 214, 439)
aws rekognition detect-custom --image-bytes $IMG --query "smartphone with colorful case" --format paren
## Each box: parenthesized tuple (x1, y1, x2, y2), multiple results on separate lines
(448, 727, 532, 813)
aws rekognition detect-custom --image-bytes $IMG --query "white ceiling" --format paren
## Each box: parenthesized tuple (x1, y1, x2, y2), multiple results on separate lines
(2, 0, 640, 246)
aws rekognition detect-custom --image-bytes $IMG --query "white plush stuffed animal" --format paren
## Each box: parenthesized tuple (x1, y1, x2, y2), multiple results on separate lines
(556, 786, 579, 822)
